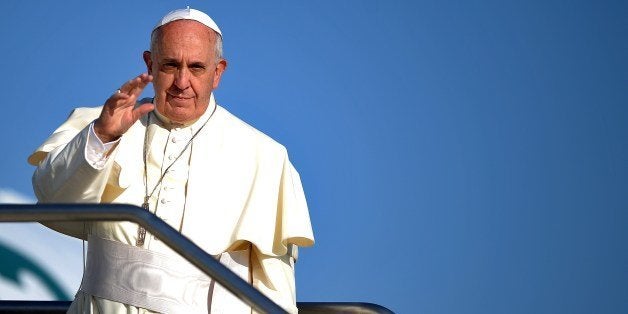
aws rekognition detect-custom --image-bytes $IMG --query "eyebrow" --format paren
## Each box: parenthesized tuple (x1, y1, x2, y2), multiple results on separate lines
(160, 58, 207, 66)
(160, 58, 180, 64)
(189, 62, 207, 67)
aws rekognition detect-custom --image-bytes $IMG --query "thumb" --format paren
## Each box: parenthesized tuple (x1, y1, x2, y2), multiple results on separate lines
(133, 102, 155, 119)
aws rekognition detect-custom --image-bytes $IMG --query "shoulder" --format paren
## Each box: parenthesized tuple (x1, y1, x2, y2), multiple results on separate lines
(45, 106, 104, 136)
(27, 106, 103, 165)
(215, 105, 288, 156)
(48, 106, 103, 133)
(66, 106, 103, 122)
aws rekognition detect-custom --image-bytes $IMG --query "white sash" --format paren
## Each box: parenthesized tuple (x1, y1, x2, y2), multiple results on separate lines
(80, 235, 251, 313)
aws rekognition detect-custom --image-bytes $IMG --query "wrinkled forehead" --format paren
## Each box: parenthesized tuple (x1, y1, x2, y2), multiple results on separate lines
(151, 20, 217, 58)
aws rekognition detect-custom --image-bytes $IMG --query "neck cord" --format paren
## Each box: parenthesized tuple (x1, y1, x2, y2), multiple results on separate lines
(136, 105, 217, 246)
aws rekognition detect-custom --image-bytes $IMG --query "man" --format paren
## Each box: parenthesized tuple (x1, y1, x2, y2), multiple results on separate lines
(28, 8, 314, 314)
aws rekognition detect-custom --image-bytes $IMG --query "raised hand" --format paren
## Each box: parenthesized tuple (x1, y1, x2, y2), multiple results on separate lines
(93, 73, 155, 143)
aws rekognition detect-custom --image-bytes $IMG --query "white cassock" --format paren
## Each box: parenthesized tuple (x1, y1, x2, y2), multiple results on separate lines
(28, 94, 314, 314)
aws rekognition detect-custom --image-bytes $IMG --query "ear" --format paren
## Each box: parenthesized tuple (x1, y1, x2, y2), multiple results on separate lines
(212, 59, 228, 90)
(143, 51, 153, 75)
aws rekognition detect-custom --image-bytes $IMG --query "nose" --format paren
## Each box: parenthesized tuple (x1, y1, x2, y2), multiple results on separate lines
(174, 67, 190, 90)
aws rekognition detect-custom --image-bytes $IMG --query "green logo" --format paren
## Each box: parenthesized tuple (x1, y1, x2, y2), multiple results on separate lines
(0, 240, 70, 300)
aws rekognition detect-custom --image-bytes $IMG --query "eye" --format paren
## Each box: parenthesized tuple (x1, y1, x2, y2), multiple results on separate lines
(160, 61, 178, 73)
(189, 63, 206, 73)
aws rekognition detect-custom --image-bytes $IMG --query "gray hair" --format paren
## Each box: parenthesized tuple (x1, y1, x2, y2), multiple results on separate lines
(150, 26, 224, 63)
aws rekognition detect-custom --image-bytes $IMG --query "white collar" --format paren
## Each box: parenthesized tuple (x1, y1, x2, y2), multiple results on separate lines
(153, 94, 217, 131)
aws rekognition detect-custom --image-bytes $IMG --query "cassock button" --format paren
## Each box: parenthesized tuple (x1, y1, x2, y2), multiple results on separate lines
(171, 137, 178, 143)
(160, 198, 167, 204)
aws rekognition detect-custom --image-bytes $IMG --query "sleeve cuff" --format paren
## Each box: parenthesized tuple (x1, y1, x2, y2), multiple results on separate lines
(85, 122, 120, 169)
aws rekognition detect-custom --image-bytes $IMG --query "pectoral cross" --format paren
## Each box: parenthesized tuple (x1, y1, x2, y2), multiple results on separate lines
(136, 197, 149, 246)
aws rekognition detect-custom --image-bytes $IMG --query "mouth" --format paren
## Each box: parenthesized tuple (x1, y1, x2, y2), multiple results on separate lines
(166, 93, 194, 103)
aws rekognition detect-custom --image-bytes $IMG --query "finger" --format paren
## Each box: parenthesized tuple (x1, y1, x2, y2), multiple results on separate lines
(119, 73, 152, 96)
(103, 91, 131, 110)
(130, 74, 153, 96)
(110, 91, 130, 100)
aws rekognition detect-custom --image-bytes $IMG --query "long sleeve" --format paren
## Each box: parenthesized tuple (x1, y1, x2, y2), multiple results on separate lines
(30, 107, 112, 239)
(33, 125, 116, 204)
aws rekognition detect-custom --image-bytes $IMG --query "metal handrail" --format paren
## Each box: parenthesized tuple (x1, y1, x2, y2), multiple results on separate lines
(0, 301, 396, 313)
(0, 204, 287, 314)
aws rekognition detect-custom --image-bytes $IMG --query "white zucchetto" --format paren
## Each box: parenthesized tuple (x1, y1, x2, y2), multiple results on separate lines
(154, 7, 222, 37)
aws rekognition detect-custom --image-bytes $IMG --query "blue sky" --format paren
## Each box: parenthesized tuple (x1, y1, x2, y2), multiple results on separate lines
(1, 1, 627, 313)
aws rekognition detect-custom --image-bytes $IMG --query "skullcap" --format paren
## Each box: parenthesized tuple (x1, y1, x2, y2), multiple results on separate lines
(154, 7, 222, 37)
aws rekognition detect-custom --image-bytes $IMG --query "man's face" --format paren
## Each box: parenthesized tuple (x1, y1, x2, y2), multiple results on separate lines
(143, 20, 226, 123)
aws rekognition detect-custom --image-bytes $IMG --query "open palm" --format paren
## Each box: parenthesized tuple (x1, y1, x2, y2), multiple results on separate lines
(94, 73, 155, 143)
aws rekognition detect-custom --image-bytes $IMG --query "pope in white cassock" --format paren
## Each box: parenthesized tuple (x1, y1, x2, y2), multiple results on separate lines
(27, 8, 314, 314)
